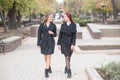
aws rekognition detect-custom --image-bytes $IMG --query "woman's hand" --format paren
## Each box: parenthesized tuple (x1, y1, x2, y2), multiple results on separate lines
(37, 46, 41, 48)
(48, 30, 54, 35)
(58, 45, 61, 50)
(71, 45, 75, 51)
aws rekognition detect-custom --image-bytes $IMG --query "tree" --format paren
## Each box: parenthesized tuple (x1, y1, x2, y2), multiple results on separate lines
(64, 0, 83, 16)
(111, 0, 117, 20)
(7, 1, 17, 29)
(0, 0, 8, 32)
(0, 0, 56, 31)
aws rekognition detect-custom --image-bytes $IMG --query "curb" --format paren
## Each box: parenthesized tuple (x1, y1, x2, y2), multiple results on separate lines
(85, 67, 103, 80)
(22, 37, 30, 43)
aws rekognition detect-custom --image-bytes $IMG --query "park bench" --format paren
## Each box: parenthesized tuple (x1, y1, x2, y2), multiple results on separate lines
(0, 36, 22, 54)
(87, 23, 101, 39)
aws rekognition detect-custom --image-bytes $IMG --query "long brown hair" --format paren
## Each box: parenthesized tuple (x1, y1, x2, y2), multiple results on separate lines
(65, 12, 74, 23)
(42, 12, 53, 24)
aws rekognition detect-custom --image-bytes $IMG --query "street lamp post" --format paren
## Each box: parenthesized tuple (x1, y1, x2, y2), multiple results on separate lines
(101, 2, 107, 24)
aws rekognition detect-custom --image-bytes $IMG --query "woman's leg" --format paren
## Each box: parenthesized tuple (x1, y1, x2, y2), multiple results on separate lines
(47, 55, 51, 68)
(44, 55, 47, 65)
(64, 56, 70, 74)
(46, 54, 52, 73)
(65, 56, 72, 78)
(44, 54, 52, 78)
(44, 55, 49, 78)
(65, 56, 71, 69)
(44, 54, 51, 69)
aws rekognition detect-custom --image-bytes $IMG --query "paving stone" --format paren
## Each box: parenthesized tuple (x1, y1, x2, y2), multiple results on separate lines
(0, 37, 120, 80)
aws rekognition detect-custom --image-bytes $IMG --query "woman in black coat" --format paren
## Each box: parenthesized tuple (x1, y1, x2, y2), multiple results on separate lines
(37, 13, 56, 78)
(57, 12, 77, 78)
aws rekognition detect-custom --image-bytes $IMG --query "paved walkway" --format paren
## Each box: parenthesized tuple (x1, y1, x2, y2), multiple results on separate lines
(0, 37, 120, 80)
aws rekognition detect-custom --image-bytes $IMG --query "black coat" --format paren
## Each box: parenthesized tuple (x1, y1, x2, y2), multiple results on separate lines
(37, 23, 56, 55)
(57, 22, 77, 57)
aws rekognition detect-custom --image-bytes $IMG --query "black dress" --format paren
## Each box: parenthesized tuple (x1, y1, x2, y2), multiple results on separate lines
(37, 22, 56, 55)
(57, 22, 77, 57)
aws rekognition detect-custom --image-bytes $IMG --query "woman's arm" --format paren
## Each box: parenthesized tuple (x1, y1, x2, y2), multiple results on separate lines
(37, 24, 43, 46)
(57, 30, 62, 50)
(71, 24, 77, 45)
(57, 30, 62, 45)
(48, 24, 57, 37)
(52, 25, 57, 37)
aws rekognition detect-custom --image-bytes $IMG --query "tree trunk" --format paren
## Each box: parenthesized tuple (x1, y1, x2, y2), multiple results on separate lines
(0, 10, 7, 32)
(7, 1, 17, 29)
(111, 0, 117, 20)
(17, 10, 22, 27)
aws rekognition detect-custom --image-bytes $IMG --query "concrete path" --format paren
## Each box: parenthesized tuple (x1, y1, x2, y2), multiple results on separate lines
(0, 37, 120, 80)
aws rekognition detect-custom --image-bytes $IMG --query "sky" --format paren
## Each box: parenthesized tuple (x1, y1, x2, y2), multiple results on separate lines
(56, 0, 64, 4)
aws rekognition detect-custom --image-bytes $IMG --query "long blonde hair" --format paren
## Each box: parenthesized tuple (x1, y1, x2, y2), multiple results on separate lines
(42, 12, 53, 25)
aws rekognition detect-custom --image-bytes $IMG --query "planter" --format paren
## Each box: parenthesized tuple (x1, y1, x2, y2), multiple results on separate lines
(85, 67, 103, 80)
(96, 69, 111, 80)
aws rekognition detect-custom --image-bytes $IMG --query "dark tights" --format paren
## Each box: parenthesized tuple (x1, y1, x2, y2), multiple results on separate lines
(65, 56, 71, 69)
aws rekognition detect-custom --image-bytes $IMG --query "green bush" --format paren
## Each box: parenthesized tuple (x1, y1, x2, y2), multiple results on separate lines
(74, 17, 94, 26)
(101, 62, 120, 80)
(0, 21, 3, 27)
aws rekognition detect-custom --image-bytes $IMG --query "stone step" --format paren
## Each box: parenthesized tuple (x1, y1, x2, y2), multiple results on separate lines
(79, 44, 120, 50)
(77, 39, 120, 50)
(87, 24, 101, 39)
(81, 27, 93, 40)
(74, 49, 120, 54)
(87, 23, 120, 39)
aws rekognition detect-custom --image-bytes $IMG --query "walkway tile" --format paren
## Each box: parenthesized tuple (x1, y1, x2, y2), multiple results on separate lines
(0, 37, 120, 80)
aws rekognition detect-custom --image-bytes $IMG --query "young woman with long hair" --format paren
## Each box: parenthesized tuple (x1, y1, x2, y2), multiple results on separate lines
(57, 12, 77, 78)
(37, 13, 56, 78)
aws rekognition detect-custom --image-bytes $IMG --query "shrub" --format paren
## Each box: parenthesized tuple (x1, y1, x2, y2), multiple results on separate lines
(101, 62, 120, 80)
(74, 17, 94, 26)
(0, 21, 3, 27)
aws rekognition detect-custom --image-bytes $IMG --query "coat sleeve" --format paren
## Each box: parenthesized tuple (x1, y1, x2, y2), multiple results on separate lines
(37, 24, 43, 46)
(71, 24, 77, 45)
(52, 25, 57, 37)
(57, 30, 62, 45)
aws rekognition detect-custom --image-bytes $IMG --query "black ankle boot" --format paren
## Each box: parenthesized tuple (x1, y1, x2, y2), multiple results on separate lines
(67, 69, 72, 78)
(64, 66, 67, 74)
(48, 66, 52, 73)
(45, 69, 49, 78)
